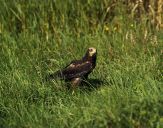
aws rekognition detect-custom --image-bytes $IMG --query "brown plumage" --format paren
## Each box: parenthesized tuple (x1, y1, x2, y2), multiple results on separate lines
(47, 47, 97, 86)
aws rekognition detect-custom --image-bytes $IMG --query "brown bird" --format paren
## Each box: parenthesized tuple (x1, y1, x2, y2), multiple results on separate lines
(47, 47, 97, 88)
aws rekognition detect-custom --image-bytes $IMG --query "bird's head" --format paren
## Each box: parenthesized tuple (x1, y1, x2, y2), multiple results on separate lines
(83, 47, 97, 63)
(87, 47, 97, 57)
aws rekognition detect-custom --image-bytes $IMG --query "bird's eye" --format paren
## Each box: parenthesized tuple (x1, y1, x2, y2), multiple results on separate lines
(89, 48, 93, 52)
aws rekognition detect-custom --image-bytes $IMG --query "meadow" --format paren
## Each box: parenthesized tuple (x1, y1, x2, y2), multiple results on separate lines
(0, 0, 163, 127)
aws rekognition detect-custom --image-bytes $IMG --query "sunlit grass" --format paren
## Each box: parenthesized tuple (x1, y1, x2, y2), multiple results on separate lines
(0, 0, 163, 128)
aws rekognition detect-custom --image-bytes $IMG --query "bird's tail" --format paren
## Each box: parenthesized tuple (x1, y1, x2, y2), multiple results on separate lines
(45, 70, 63, 81)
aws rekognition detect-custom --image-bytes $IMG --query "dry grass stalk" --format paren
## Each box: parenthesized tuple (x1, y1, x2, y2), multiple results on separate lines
(154, 0, 163, 30)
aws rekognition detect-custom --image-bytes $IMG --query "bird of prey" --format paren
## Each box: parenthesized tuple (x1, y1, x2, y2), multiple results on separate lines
(47, 47, 97, 88)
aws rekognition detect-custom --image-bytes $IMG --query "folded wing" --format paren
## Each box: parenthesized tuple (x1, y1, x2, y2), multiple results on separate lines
(60, 61, 92, 79)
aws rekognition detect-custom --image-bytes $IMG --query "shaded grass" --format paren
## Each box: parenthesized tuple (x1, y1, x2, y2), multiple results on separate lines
(0, 0, 163, 128)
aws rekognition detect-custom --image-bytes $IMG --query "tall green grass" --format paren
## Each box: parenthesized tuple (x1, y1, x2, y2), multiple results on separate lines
(0, 0, 163, 127)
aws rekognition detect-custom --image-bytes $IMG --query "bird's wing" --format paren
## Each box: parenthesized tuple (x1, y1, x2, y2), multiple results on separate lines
(61, 61, 92, 79)
(46, 60, 83, 80)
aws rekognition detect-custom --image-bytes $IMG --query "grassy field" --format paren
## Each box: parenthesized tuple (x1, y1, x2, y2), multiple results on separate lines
(0, 0, 163, 127)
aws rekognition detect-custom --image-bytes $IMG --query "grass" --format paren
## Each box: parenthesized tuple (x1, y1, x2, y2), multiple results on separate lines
(0, 0, 163, 127)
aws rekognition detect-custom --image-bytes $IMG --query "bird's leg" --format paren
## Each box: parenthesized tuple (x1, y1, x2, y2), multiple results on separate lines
(71, 78, 82, 94)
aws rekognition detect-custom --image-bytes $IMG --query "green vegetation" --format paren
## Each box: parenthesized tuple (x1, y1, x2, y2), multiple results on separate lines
(0, 0, 163, 127)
